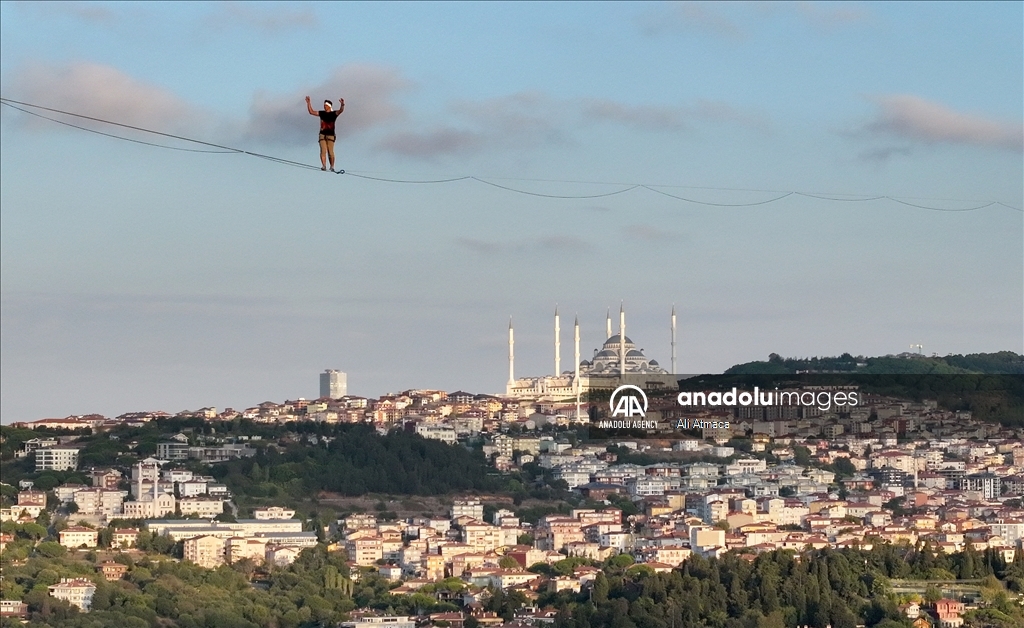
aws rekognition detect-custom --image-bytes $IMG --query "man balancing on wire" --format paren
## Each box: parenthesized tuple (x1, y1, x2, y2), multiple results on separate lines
(305, 96, 344, 171)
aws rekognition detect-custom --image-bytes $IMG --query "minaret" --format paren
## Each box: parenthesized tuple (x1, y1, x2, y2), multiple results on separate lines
(606, 309, 612, 340)
(671, 305, 677, 374)
(554, 306, 561, 376)
(619, 304, 626, 376)
(507, 318, 515, 387)
(574, 315, 582, 422)
(573, 315, 581, 386)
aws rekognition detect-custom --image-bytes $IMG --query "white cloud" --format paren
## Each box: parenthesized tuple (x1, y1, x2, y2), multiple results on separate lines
(5, 61, 209, 136)
(866, 94, 1023, 151)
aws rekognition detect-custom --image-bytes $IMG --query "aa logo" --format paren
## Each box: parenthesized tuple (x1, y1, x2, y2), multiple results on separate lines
(610, 385, 648, 418)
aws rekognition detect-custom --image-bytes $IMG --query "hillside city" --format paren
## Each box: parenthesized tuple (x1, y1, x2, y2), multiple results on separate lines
(2, 373, 1024, 628)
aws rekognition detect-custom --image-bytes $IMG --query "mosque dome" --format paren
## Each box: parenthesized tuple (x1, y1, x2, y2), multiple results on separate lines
(604, 334, 634, 347)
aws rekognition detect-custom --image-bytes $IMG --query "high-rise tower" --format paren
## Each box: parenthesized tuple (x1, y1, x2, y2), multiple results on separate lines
(320, 370, 347, 399)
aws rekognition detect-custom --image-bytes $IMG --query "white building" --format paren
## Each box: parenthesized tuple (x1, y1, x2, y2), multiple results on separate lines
(414, 423, 458, 444)
(179, 497, 224, 518)
(320, 370, 348, 399)
(163, 469, 194, 483)
(59, 526, 98, 549)
(179, 478, 210, 497)
(451, 499, 484, 521)
(35, 447, 80, 471)
(341, 617, 416, 628)
(266, 544, 303, 567)
(253, 507, 296, 520)
(146, 518, 304, 541)
(122, 493, 177, 519)
(48, 579, 96, 611)
(73, 488, 126, 517)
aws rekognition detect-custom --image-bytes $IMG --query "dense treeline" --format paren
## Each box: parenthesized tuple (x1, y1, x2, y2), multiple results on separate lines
(691, 367, 1024, 424)
(1, 420, 503, 510)
(214, 424, 502, 502)
(546, 544, 1024, 628)
(1, 545, 464, 628)
(7, 543, 1024, 628)
(725, 351, 1024, 375)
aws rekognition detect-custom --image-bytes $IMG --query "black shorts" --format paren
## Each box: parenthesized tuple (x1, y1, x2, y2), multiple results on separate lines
(319, 133, 335, 143)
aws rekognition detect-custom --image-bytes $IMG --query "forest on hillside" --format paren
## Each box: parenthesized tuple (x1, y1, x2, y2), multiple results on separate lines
(6, 543, 1024, 628)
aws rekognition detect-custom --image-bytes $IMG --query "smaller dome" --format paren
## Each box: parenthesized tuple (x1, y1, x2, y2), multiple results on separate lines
(649, 360, 659, 366)
(626, 349, 644, 357)
(595, 349, 617, 358)
(579, 360, 592, 367)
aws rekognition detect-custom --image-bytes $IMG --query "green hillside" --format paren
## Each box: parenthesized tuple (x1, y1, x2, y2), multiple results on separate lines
(713, 352, 1024, 424)
(725, 351, 1024, 375)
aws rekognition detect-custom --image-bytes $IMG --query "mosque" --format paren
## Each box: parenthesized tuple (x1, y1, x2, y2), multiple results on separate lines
(504, 305, 680, 404)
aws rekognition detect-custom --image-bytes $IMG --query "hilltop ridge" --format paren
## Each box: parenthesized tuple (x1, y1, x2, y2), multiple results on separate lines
(725, 351, 1024, 375)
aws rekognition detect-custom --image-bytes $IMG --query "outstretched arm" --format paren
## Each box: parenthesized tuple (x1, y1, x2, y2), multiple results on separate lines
(337, 98, 345, 114)
(305, 96, 317, 116)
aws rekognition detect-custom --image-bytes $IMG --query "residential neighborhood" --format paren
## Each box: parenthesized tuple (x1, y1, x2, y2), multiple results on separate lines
(1, 381, 1023, 627)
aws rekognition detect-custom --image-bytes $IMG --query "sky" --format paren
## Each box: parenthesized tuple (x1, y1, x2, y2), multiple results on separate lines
(1, 1, 1021, 422)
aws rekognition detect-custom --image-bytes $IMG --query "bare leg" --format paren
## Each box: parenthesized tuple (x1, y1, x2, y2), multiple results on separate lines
(319, 138, 328, 169)
(327, 139, 336, 170)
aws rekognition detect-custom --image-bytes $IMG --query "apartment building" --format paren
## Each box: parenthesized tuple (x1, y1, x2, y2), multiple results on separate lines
(59, 526, 98, 549)
(48, 579, 96, 611)
(184, 535, 226, 569)
(35, 446, 80, 471)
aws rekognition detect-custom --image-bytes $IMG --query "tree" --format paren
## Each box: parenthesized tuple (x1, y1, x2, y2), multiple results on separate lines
(833, 458, 856, 477)
(36, 541, 67, 558)
(19, 522, 47, 541)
